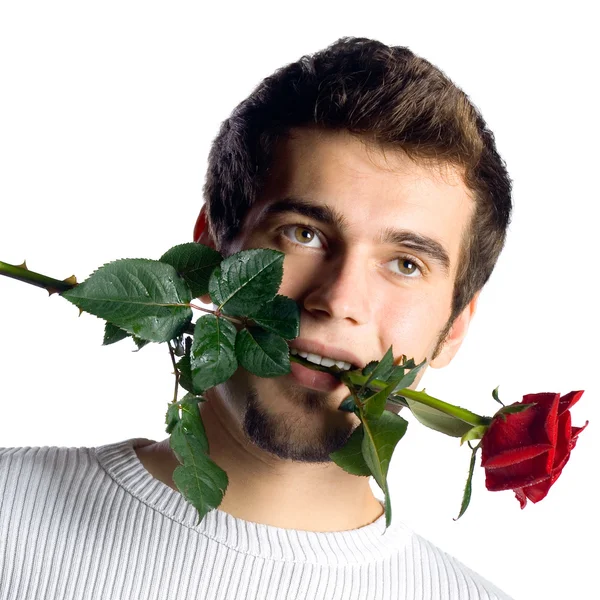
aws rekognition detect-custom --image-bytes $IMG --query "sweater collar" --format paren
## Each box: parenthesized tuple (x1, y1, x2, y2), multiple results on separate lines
(95, 437, 410, 565)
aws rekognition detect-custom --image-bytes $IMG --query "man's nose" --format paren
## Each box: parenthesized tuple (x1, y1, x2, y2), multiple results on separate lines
(301, 253, 373, 325)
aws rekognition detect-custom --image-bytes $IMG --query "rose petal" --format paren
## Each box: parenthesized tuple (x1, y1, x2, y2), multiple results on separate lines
(522, 420, 589, 503)
(536, 393, 559, 472)
(514, 488, 528, 509)
(549, 421, 589, 480)
(481, 402, 541, 459)
(557, 390, 585, 417)
(571, 421, 589, 442)
(522, 476, 554, 503)
(552, 410, 572, 471)
(485, 467, 555, 492)
(482, 444, 553, 469)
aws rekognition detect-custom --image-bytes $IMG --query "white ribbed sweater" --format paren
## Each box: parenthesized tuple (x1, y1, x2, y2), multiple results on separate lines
(0, 438, 513, 600)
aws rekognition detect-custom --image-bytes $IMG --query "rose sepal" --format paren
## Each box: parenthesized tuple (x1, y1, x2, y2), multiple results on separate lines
(460, 425, 489, 445)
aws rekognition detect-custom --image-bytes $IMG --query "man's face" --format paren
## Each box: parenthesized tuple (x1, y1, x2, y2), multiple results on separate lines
(207, 127, 476, 464)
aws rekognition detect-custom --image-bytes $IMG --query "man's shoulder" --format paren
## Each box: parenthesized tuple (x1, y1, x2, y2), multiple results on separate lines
(0, 444, 94, 491)
(401, 528, 514, 600)
(0, 438, 149, 493)
(0, 443, 96, 468)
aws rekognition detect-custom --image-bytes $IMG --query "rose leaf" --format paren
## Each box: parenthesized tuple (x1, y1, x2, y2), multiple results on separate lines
(190, 314, 238, 392)
(361, 410, 409, 529)
(170, 402, 228, 525)
(159, 242, 223, 298)
(454, 443, 480, 521)
(403, 396, 474, 438)
(329, 424, 373, 476)
(62, 258, 192, 342)
(235, 327, 290, 378)
(208, 248, 284, 316)
(247, 295, 300, 340)
(103, 321, 131, 345)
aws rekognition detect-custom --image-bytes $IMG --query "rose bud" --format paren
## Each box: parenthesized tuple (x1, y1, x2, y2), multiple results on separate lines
(480, 391, 588, 508)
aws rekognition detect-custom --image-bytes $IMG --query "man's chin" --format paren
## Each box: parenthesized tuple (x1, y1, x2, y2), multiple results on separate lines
(242, 383, 357, 463)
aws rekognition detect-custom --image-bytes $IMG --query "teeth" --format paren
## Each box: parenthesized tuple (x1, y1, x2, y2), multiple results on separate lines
(320, 357, 336, 367)
(290, 348, 353, 370)
(306, 353, 321, 365)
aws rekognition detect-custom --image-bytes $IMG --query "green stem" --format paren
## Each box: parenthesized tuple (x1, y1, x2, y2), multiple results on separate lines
(0, 260, 244, 335)
(290, 353, 490, 427)
(190, 303, 245, 327)
(0, 260, 76, 294)
(167, 341, 180, 404)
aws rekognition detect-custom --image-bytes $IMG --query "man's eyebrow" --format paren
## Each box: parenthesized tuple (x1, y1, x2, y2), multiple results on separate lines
(261, 196, 451, 276)
(377, 228, 451, 276)
(261, 197, 348, 231)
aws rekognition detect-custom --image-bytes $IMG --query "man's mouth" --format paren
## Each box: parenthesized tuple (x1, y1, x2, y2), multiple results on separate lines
(287, 360, 347, 392)
(287, 338, 363, 373)
(290, 348, 356, 372)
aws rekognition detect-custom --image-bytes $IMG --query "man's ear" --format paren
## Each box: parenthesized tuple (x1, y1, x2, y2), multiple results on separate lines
(193, 204, 216, 249)
(193, 205, 217, 304)
(429, 291, 480, 369)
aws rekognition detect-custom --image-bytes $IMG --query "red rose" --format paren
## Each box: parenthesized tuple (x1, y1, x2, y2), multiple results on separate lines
(480, 391, 588, 508)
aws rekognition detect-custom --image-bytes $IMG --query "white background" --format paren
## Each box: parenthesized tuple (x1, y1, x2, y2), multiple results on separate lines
(0, 2, 597, 599)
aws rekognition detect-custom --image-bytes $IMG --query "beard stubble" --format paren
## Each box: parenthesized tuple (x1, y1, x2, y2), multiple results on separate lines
(242, 383, 357, 464)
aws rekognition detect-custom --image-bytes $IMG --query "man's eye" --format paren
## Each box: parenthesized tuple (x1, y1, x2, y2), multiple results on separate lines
(279, 226, 422, 279)
(281, 225, 324, 249)
(386, 256, 423, 278)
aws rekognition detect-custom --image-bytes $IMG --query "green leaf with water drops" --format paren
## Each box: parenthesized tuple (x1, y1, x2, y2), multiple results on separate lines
(329, 424, 373, 476)
(235, 327, 290, 377)
(103, 321, 150, 350)
(360, 409, 409, 529)
(175, 400, 210, 454)
(62, 258, 193, 342)
(179, 392, 206, 406)
(170, 401, 228, 525)
(132, 336, 150, 351)
(159, 242, 223, 298)
(190, 314, 238, 392)
(176, 352, 195, 394)
(208, 249, 284, 316)
(165, 401, 181, 434)
(166, 395, 205, 437)
(103, 322, 130, 345)
(247, 295, 300, 340)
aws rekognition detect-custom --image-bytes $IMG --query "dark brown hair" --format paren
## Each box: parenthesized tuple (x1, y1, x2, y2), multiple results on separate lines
(202, 37, 512, 356)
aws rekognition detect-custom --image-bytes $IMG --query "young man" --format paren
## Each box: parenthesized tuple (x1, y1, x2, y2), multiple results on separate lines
(1, 38, 513, 598)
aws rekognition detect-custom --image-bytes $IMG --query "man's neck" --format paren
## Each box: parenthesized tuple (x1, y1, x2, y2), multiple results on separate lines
(135, 397, 384, 532)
